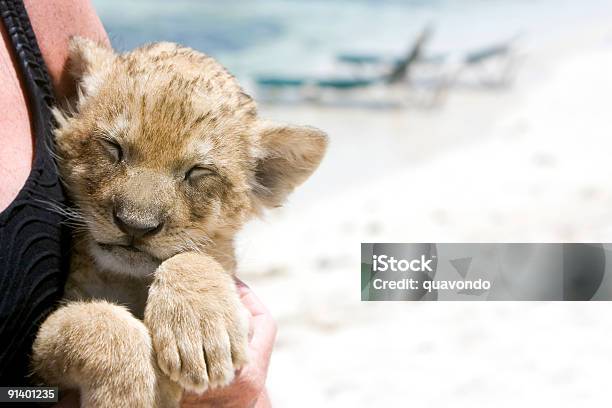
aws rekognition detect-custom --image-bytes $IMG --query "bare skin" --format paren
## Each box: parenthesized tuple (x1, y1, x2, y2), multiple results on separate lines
(1, 1, 275, 406)
(0, 15, 35, 212)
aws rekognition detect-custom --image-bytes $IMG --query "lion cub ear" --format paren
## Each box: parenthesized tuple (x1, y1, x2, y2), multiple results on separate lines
(252, 121, 328, 208)
(67, 36, 115, 99)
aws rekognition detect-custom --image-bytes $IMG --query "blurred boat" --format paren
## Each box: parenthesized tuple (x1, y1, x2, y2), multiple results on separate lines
(254, 26, 520, 107)
(339, 34, 521, 90)
(254, 26, 433, 106)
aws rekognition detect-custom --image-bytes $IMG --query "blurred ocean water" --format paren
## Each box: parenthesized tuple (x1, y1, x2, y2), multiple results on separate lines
(92, 0, 612, 81)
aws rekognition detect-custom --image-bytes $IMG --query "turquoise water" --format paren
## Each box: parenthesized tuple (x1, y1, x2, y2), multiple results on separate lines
(92, 0, 612, 81)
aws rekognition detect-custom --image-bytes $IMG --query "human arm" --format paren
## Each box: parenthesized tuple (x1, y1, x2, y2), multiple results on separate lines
(24, 0, 109, 99)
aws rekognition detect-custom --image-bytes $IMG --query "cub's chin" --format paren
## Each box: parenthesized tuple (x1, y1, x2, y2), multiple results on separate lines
(89, 241, 161, 277)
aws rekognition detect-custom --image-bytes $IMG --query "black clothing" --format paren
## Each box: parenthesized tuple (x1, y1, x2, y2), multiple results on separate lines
(0, 0, 70, 385)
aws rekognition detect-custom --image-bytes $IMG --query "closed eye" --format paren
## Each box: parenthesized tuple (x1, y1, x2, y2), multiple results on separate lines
(99, 138, 123, 163)
(185, 165, 216, 181)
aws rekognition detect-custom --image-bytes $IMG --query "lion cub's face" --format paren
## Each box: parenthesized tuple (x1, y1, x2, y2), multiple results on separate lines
(54, 39, 327, 276)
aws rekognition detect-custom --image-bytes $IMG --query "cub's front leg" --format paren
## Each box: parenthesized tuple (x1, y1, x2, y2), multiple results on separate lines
(145, 252, 250, 393)
(32, 301, 158, 408)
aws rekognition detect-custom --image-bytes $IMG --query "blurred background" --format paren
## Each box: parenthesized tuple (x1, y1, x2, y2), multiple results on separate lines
(92, 0, 612, 406)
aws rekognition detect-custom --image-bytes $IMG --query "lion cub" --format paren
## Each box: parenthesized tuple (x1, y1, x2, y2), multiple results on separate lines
(31, 38, 327, 407)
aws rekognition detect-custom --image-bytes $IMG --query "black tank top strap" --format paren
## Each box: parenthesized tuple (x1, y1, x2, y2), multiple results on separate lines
(0, 0, 70, 385)
(1, 0, 57, 169)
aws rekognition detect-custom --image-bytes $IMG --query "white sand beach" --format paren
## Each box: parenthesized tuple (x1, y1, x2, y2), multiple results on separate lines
(235, 21, 612, 406)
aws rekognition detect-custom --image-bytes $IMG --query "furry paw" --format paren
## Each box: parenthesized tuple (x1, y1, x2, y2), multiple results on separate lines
(144, 253, 249, 393)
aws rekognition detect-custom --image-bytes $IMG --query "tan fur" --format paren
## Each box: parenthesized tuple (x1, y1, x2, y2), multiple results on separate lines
(31, 37, 327, 407)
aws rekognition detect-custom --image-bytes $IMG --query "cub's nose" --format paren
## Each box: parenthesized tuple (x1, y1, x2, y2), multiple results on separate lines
(112, 208, 163, 238)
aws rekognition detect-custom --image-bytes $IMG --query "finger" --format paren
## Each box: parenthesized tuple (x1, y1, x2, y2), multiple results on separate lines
(235, 277, 250, 296)
(235, 279, 269, 317)
(234, 281, 277, 362)
(249, 309, 277, 365)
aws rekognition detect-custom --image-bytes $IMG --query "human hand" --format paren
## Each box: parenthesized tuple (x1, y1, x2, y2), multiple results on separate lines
(181, 278, 277, 408)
